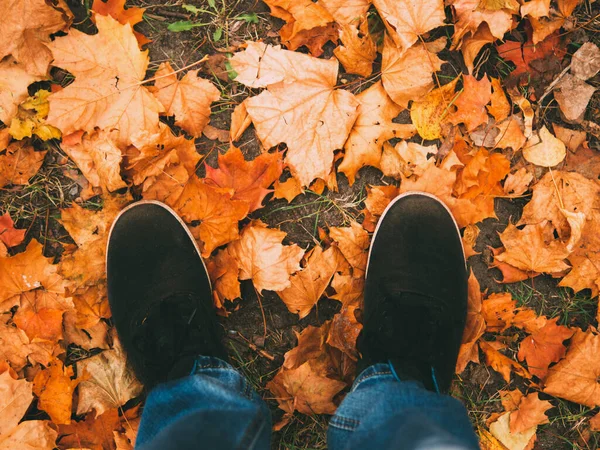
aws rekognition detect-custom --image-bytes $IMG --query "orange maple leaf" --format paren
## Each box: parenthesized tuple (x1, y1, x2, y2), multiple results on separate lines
(0, 141, 46, 188)
(0, 212, 26, 248)
(91, 0, 149, 46)
(329, 221, 370, 278)
(33, 360, 80, 425)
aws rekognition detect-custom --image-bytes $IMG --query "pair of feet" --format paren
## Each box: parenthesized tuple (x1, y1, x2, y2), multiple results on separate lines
(106, 193, 467, 392)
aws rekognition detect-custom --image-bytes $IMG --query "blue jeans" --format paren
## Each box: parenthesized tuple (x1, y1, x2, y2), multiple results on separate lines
(136, 357, 479, 450)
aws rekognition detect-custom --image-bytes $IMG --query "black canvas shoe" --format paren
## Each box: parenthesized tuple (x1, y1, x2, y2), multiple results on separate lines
(106, 200, 227, 388)
(356, 192, 467, 393)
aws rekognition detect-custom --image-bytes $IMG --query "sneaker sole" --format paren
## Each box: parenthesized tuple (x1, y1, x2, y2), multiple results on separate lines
(366, 191, 466, 278)
(106, 199, 212, 290)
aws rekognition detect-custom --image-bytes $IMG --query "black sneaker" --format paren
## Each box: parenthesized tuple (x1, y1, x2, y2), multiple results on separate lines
(357, 192, 467, 393)
(106, 200, 227, 388)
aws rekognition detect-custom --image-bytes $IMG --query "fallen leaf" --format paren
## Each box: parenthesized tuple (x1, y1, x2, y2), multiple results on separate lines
(0, 420, 57, 450)
(482, 292, 517, 333)
(481, 340, 532, 382)
(571, 42, 600, 80)
(173, 176, 249, 256)
(278, 246, 341, 318)
(362, 185, 400, 231)
(0, 240, 64, 303)
(489, 412, 537, 450)
(204, 146, 283, 212)
(13, 290, 73, 341)
(76, 338, 143, 417)
(0, 57, 42, 125)
(61, 130, 127, 192)
(91, 0, 148, 47)
(63, 310, 110, 351)
(339, 81, 414, 184)
(227, 221, 304, 292)
(9, 89, 61, 141)
(510, 392, 552, 434)
(230, 100, 251, 141)
(202, 124, 229, 142)
(410, 78, 459, 140)
(381, 37, 444, 108)
(454, 148, 510, 200)
(0, 371, 32, 434)
(58, 409, 120, 450)
(590, 411, 600, 431)
(206, 249, 241, 312)
(449, 74, 492, 131)
(504, 168, 533, 196)
(318, 0, 371, 25)
(230, 42, 359, 186)
(500, 388, 525, 412)
(552, 124, 586, 152)
(329, 221, 369, 277)
(456, 271, 486, 373)
(327, 304, 362, 359)
(372, 0, 446, 50)
(153, 62, 220, 137)
(518, 318, 574, 379)
(544, 328, 600, 407)
(0, 212, 26, 248)
(274, 177, 304, 203)
(553, 74, 596, 123)
(496, 223, 570, 273)
(333, 18, 376, 77)
(33, 360, 79, 424)
(263, 0, 337, 56)
(0, 0, 72, 77)
(71, 285, 111, 329)
(460, 23, 496, 74)
(0, 141, 46, 188)
(487, 77, 511, 122)
(47, 15, 163, 146)
(451, 0, 516, 47)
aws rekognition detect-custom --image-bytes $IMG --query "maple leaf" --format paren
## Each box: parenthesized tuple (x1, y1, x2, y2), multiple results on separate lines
(172, 176, 248, 257)
(61, 130, 127, 192)
(517, 318, 574, 379)
(273, 177, 304, 203)
(13, 290, 74, 341)
(230, 42, 359, 186)
(63, 310, 110, 351)
(379, 141, 437, 180)
(518, 171, 600, 239)
(461, 24, 496, 74)
(496, 32, 565, 79)
(9, 89, 61, 141)
(454, 148, 510, 200)
(381, 37, 444, 109)
(495, 223, 570, 273)
(544, 328, 600, 407)
(500, 388, 524, 412)
(0, 57, 42, 125)
(330, 273, 364, 306)
(339, 81, 415, 184)
(449, 75, 492, 131)
(92, 0, 149, 47)
(0, 371, 32, 435)
(33, 360, 80, 425)
(153, 62, 220, 138)
(263, 0, 337, 56)
(71, 285, 111, 329)
(456, 271, 486, 373)
(488, 412, 537, 450)
(510, 392, 552, 434)
(0, 240, 64, 303)
(77, 337, 143, 417)
(450, 0, 516, 47)
(487, 77, 511, 122)
(410, 78, 459, 141)
(0, 420, 57, 450)
(362, 185, 400, 232)
(0, 0, 72, 77)
(372, 0, 446, 50)
(480, 340, 531, 382)
(333, 19, 377, 77)
(47, 15, 164, 147)
(278, 246, 341, 318)
(206, 249, 241, 313)
(318, 0, 371, 25)
(0, 212, 25, 248)
(204, 146, 283, 213)
(327, 304, 362, 360)
(58, 409, 120, 450)
(0, 141, 46, 188)
(227, 221, 304, 292)
(329, 221, 370, 277)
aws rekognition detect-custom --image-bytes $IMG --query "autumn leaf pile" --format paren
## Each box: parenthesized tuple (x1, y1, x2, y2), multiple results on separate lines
(1, 0, 600, 447)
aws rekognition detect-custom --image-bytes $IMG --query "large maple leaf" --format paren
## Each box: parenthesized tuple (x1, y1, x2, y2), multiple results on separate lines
(450, 0, 516, 47)
(230, 42, 359, 187)
(47, 15, 164, 146)
(0, 0, 72, 77)
(13, 290, 73, 341)
(204, 146, 284, 213)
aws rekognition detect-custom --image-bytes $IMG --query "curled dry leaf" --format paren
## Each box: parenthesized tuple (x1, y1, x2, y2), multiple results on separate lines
(47, 15, 164, 146)
(487, 77, 511, 122)
(0, 141, 46, 188)
(449, 74, 492, 131)
(372, 0, 446, 50)
(33, 360, 80, 425)
(207, 249, 241, 312)
(9, 89, 61, 141)
(480, 340, 531, 382)
(544, 328, 600, 408)
(410, 78, 459, 141)
(381, 37, 443, 108)
(230, 42, 359, 186)
(230, 100, 251, 141)
(204, 146, 284, 213)
(333, 18, 376, 77)
(456, 271, 486, 373)
(329, 221, 370, 277)
(76, 338, 143, 417)
(517, 317, 574, 379)
(153, 62, 220, 138)
(339, 81, 415, 185)
(227, 221, 304, 292)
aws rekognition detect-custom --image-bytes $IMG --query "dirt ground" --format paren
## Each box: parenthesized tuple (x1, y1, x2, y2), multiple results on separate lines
(2, 0, 599, 448)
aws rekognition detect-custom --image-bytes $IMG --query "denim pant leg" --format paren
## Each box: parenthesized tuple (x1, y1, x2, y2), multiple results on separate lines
(136, 356, 271, 450)
(328, 363, 480, 450)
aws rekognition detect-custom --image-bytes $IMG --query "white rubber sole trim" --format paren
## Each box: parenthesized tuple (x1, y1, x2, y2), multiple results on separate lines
(106, 199, 212, 290)
(366, 191, 466, 279)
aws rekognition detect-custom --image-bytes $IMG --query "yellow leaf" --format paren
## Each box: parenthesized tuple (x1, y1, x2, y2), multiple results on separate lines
(410, 78, 459, 140)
